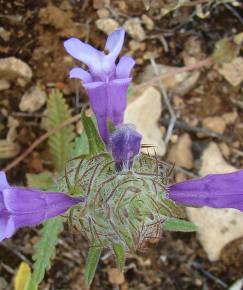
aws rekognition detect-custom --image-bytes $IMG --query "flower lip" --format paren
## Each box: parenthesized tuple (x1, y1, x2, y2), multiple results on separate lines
(64, 28, 125, 82)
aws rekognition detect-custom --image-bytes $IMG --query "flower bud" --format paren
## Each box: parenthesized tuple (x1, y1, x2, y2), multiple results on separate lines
(110, 124, 142, 171)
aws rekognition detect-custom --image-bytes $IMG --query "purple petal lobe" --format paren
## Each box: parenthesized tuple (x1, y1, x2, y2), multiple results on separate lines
(105, 28, 125, 63)
(0, 171, 10, 189)
(116, 56, 135, 79)
(110, 124, 142, 171)
(64, 38, 102, 74)
(69, 67, 92, 83)
(169, 170, 243, 211)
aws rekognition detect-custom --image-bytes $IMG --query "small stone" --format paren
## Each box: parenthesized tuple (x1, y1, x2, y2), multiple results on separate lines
(0, 79, 10, 91)
(167, 133, 194, 169)
(125, 86, 166, 156)
(19, 86, 47, 113)
(222, 111, 238, 125)
(96, 18, 119, 35)
(0, 140, 20, 159)
(141, 14, 154, 30)
(129, 40, 146, 51)
(97, 8, 109, 18)
(0, 27, 11, 41)
(0, 57, 32, 85)
(107, 268, 124, 285)
(202, 116, 226, 134)
(123, 18, 146, 41)
(216, 57, 243, 87)
(187, 142, 243, 261)
(93, 0, 110, 9)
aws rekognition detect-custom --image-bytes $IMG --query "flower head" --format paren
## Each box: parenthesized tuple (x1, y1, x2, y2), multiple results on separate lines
(0, 171, 82, 241)
(64, 28, 135, 144)
(110, 124, 142, 171)
(169, 170, 243, 211)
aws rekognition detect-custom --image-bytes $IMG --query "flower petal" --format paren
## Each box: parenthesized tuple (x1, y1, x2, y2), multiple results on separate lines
(105, 28, 125, 62)
(0, 214, 15, 241)
(84, 78, 132, 144)
(169, 170, 243, 211)
(108, 78, 132, 125)
(0, 171, 10, 189)
(45, 192, 83, 218)
(69, 67, 92, 83)
(64, 38, 102, 73)
(116, 56, 135, 79)
(3, 188, 46, 213)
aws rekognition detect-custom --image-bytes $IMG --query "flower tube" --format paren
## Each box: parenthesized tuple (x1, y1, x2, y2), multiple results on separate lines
(169, 170, 243, 211)
(0, 171, 83, 241)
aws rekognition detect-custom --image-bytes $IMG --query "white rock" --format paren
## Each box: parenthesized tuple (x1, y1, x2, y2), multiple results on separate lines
(138, 64, 199, 96)
(187, 142, 243, 261)
(125, 86, 166, 156)
(167, 133, 193, 169)
(123, 18, 146, 41)
(0, 79, 10, 91)
(217, 57, 243, 87)
(96, 18, 119, 35)
(19, 86, 47, 113)
(0, 57, 32, 85)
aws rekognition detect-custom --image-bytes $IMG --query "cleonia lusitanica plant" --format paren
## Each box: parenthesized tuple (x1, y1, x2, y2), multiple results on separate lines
(1, 28, 243, 288)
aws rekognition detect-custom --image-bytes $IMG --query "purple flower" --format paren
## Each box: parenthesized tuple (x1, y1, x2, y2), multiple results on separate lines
(64, 28, 135, 144)
(0, 171, 82, 241)
(169, 170, 243, 211)
(110, 124, 142, 171)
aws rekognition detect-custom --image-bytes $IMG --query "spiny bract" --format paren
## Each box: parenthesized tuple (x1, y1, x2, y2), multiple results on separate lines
(57, 152, 184, 252)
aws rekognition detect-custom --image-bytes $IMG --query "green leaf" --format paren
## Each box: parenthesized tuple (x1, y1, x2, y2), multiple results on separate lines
(81, 113, 105, 155)
(47, 89, 75, 172)
(24, 279, 38, 290)
(32, 217, 64, 284)
(112, 243, 125, 272)
(72, 131, 89, 157)
(26, 171, 53, 190)
(84, 247, 102, 288)
(164, 218, 197, 232)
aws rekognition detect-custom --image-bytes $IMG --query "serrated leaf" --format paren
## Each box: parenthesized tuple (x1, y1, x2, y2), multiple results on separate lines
(46, 89, 75, 172)
(14, 262, 31, 290)
(26, 172, 53, 190)
(32, 217, 64, 284)
(112, 243, 125, 272)
(164, 218, 197, 232)
(81, 113, 105, 155)
(84, 247, 102, 288)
